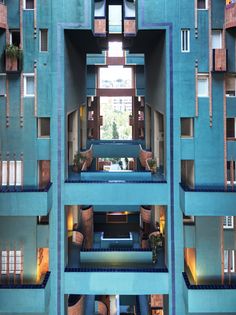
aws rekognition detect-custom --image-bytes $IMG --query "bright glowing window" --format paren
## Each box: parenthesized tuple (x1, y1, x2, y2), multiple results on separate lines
(99, 66, 133, 89)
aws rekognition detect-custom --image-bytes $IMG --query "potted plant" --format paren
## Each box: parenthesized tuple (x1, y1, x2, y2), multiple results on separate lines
(72, 152, 86, 172)
(147, 158, 157, 173)
(5, 44, 22, 71)
(149, 233, 163, 263)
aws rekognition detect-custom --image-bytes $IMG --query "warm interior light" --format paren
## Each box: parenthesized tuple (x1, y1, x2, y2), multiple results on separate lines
(67, 208, 74, 231)
(185, 248, 197, 283)
(36, 248, 49, 283)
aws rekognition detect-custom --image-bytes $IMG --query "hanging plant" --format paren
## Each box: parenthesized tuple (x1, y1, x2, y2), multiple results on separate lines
(6, 44, 22, 60)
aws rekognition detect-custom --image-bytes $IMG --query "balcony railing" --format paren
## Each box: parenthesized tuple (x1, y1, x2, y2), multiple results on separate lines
(225, 3, 236, 29)
(0, 272, 50, 313)
(0, 182, 52, 215)
(212, 49, 227, 72)
(0, 3, 7, 29)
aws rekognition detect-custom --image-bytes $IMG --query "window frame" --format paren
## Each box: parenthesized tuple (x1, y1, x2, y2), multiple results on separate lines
(212, 29, 223, 49)
(226, 118, 236, 139)
(224, 250, 235, 273)
(23, 73, 35, 97)
(180, 117, 194, 138)
(37, 117, 50, 138)
(197, 74, 209, 97)
(23, 0, 34, 10)
(181, 29, 190, 53)
(227, 160, 236, 185)
(226, 76, 236, 97)
(39, 29, 48, 52)
(197, 0, 208, 10)
(0, 73, 6, 97)
(223, 216, 234, 229)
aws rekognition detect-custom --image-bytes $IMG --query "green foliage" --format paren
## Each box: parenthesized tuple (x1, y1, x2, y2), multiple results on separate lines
(112, 121, 119, 139)
(6, 44, 22, 60)
(73, 152, 86, 166)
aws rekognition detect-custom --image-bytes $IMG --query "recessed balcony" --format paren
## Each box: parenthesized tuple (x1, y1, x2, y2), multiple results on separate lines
(225, 3, 236, 29)
(212, 49, 227, 72)
(183, 272, 236, 313)
(0, 272, 50, 313)
(0, 182, 52, 215)
(0, 3, 7, 29)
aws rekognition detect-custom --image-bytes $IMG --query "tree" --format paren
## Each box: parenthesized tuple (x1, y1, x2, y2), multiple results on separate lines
(112, 121, 119, 139)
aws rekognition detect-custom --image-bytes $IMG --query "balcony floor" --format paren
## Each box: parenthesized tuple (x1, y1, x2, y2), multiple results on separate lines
(68, 236, 166, 270)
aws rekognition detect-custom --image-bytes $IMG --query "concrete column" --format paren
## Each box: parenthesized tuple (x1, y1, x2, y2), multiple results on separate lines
(138, 295, 149, 315)
(81, 205, 94, 249)
(195, 216, 222, 284)
(84, 295, 95, 315)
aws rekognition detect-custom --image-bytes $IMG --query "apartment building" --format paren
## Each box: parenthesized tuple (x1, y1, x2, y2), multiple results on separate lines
(0, 0, 236, 314)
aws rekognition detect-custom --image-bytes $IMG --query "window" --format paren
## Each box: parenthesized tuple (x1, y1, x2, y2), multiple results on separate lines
(197, 0, 208, 9)
(1, 160, 22, 186)
(224, 250, 235, 272)
(9, 30, 20, 47)
(197, 75, 209, 97)
(23, 0, 34, 9)
(227, 161, 236, 184)
(108, 5, 122, 34)
(39, 29, 48, 52)
(181, 118, 194, 137)
(24, 74, 34, 97)
(226, 118, 236, 139)
(212, 30, 222, 49)
(99, 66, 133, 88)
(223, 216, 234, 229)
(181, 29, 190, 52)
(1, 250, 22, 274)
(38, 118, 50, 137)
(181, 160, 194, 188)
(0, 74, 6, 97)
(108, 42, 123, 57)
(226, 76, 236, 97)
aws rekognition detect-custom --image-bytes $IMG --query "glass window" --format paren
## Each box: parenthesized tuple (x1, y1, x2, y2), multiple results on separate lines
(16, 161, 22, 186)
(181, 29, 190, 52)
(24, 0, 34, 9)
(38, 118, 50, 137)
(223, 216, 234, 229)
(9, 30, 20, 47)
(226, 76, 236, 97)
(181, 118, 194, 137)
(227, 161, 236, 184)
(226, 118, 236, 138)
(212, 30, 222, 49)
(24, 75, 34, 97)
(197, 75, 209, 97)
(108, 42, 123, 57)
(108, 5, 122, 34)
(99, 66, 133, 88)
(1, 161, 7, 186)
(0, 74, 6, 96)
(197, 0, 208, 9)
(40, 29, 48, 52)
(224, 250, 235, 272)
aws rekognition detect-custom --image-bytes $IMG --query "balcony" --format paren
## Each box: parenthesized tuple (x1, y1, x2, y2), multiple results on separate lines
(225, 3, 236, 29)
(0, 183, 52, 216)
(5, 48, 23, 74)
(94, 0, 106, 36)
(212, 49, 227, 72)
(180, 183, 236, 216)
(183, 272, 236, 313)
(0, 3, 7, 29)
(65, 265, 168, 295)
(124, 18, 136, 36)
(0, 272, 50, 313)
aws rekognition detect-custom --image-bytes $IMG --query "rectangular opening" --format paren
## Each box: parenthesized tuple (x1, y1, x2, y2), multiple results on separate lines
(227, 161, 236, 184)
(39, 29, 48, 52)
(197, 0, 208, 9)
(181, 29, 190, 52)
(226, 118, 236, 138)
(0, 74, 6, 96)
(224, 250, 235, 273)
(226, 76, 236, 97)
(223, 216, 234, 229)
(24, 74, 35, 97)
(108, 5, 122, 34)
(181, 118, 194, 137)
(99, 66, 133, 89)
(38, 118, 50, 138)
(181, 160, 194, 188)
(9, 30, 20, 46)
(197, 74, 209, 97)
(24, 0, 34, 9)
(212, 30, 222, 49)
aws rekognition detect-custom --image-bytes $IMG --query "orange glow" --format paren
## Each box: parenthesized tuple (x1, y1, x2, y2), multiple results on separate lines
(67, 208, 74, 231)
(185, 248, 197, 283)
(37, 248, 49, 283)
